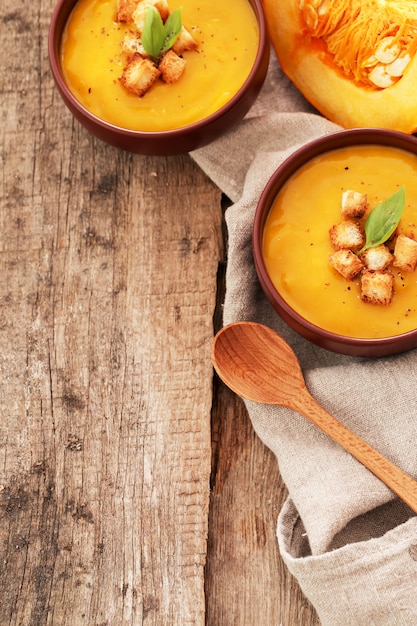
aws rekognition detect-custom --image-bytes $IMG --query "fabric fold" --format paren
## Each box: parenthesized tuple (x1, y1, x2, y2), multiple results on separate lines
(278, 498, 417, 625)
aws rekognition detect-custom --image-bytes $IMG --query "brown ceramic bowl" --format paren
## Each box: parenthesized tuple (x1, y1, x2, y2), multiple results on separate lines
(48, 0, 269, 155)
(253, 128, 417, 358)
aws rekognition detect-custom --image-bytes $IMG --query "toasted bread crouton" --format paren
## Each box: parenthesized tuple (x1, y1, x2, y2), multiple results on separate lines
(360, 244, 393, 271)
(360, 270, 394, 305)
(172, 26, 198, 55)
(393, 233, 417, 272)
(329, 220, 365, 251)
(329, 249, 364, 280)
(120, 54, 160, 97)
(117, 0, 140, 22)
(132, 0, 170, 31)
(159, 49, 186, 83)
(341, 189, 368, 218)
(149, 0, 170, 21)
(131, 3, 147, 32)
(120, 33, 149, 60)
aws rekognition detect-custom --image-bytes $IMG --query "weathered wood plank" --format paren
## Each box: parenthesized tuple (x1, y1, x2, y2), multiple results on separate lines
(1, 142, 222, 624)
(1, 2, 222, 624)
(208, 382, 320, 625)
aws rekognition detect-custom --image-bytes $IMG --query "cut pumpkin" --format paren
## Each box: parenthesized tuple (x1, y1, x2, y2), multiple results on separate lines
(263, 0, 417, 132)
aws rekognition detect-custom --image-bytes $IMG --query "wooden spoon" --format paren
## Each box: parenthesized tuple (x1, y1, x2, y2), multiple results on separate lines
(212, 321, 417, 514)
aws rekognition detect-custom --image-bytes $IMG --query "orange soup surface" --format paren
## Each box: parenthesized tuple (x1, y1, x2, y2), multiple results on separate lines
(262, 145, 417, 339)
(60, 0, 259, 131)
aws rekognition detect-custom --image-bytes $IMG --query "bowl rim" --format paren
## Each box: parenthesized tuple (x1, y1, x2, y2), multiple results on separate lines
(252, 128, 417, 356)
(47, 0, 270, 139)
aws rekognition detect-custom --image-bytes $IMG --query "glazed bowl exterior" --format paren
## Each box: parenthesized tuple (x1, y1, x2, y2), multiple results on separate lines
(48, 0, 270, 155)
(253, 128, 417, 358)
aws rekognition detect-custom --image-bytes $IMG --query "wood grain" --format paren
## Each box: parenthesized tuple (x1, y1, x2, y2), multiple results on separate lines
(208, 381, 320, 625)
(0, 0, 319, 624)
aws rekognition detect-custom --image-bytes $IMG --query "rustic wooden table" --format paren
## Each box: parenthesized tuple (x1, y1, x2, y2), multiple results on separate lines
(0, 1, 320, 623)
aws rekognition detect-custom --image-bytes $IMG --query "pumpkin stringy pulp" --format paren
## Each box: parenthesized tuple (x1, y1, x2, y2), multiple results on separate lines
(300, 0, 417, 88)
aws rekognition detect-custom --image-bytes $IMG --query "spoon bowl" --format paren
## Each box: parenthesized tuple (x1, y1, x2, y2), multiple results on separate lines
(212, 321, 417, 514)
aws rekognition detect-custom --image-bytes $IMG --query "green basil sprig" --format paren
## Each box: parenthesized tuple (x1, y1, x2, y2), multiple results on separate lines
(359, 185, 406, 253)
(142, 5, 182, 63)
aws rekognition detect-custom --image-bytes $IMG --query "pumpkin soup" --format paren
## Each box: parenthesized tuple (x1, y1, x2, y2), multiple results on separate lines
(262, 145, 417, 339)
(60, 0, 259, 131)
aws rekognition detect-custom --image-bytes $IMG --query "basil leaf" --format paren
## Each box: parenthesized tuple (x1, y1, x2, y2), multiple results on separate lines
(360, 185, 406, 252)
(141, 6, 183, 62)
(161, 8, 182, 55)
(142, 5, 165, 62)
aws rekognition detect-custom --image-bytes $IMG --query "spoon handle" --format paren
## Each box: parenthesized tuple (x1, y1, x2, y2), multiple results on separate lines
(296, 391, 417, 513)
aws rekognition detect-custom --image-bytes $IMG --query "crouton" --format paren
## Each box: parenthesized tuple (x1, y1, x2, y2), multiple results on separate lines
(159, 49, 187, 83)
(360, 244, 393, 271)
(117, 0, 140, 22)
(393, 233, 417, 272)
(150, 0, 170, 21)
(172, 26, 199, 55)
(120, 54, 160, 97)
(329, 220, 365, 251)
(120, 33, 149, 60)
(329, 249, 364, 280)
(341, 189, 368, 218)
(131, 3, 147, 32)
(360, 270, 394, 305)
(132, 0, 170, 31)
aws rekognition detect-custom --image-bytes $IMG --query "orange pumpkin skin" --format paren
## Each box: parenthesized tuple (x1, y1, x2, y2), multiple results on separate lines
(262, 0, 417, 133)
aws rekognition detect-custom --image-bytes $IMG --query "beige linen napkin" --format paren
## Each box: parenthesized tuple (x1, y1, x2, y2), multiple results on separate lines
(191, 55, 417, 625)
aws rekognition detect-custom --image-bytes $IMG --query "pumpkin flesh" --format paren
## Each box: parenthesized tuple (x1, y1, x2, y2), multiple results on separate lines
(263, 0, 417, 132)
